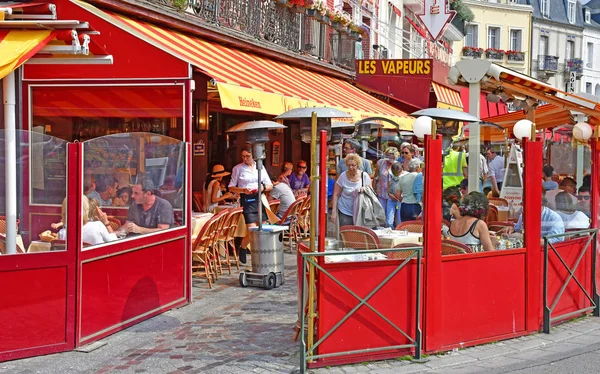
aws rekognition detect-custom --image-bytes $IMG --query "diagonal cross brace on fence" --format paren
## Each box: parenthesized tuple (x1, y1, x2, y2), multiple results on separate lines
(299, 247, 422, 373)
(543, 229, 599, 334)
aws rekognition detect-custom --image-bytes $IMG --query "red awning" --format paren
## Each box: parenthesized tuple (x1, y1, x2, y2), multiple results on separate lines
(32, 86, 184, 118)
(459, 87, 508, 118)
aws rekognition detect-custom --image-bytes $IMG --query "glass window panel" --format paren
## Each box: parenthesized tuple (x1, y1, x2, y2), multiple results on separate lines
(82, 133, 186, 248)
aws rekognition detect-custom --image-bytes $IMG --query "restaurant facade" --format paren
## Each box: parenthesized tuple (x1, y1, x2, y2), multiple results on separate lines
(0, 0, 412, 361)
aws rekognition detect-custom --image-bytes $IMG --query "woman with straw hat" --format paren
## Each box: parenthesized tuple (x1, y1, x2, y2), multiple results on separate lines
(204, 164, 234, 213)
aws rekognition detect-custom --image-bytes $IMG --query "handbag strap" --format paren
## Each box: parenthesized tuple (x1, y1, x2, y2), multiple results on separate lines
(361, 171, 365, 188)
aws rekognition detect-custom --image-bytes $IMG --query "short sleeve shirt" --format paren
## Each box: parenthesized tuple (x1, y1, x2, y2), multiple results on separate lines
(127, 196, 174, 228)
(287, 173, 310, 191)
(229, 162, 272, 190)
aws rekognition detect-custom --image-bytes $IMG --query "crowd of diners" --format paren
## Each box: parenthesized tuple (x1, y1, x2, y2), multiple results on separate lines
(198, 137, 593, 256)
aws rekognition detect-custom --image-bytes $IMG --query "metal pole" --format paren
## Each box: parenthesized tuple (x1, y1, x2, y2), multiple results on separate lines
(307, 111, 318, 362)
(318, 130, 327, 253)
(467, 82, 481, 194)
(3, 72, 17, 254)
(257, 157, 263, 231)
(543, 239, 550, 333)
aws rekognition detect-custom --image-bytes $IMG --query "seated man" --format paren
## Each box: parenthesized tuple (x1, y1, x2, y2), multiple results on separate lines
(120, 177, 174, 235)
(514, 197, 564, 245)
(269, 178, 296, 218)
(86, 174, 116, 206)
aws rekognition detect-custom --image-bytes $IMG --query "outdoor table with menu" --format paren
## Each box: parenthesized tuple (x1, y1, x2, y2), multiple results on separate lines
(373, 229, 423, 248)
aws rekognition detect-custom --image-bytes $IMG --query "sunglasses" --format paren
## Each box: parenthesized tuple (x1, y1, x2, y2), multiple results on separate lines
(402, 152, 410, 155)
(298, 165, 307, 169)
(578, 195, 591, 201)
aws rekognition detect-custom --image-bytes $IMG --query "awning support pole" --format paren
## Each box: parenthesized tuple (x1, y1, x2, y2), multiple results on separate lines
(468, 82, 481, 193)
(3, 71, 17, 254)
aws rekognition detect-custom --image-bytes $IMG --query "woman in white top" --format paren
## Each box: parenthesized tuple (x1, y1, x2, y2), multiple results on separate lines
(58, 196, 118, 246)
(228, 145, 273, 262)
(331, 153, 372, 227)
(555, 191, 590, 229)
(203, 164, 234, 213)
(447, 192, 494, 252)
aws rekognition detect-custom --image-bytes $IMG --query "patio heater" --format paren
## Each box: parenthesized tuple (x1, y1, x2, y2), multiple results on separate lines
(226, 120, 287, 289)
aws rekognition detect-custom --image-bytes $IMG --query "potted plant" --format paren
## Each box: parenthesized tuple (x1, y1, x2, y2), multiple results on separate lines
(506, 50, 525, 62)
(331, 10, 350, 31)
(322, 8, 333, 24)
(288, 0, 313, 13)
(485, 48, 505, 60)
(348, 23, 361, 40)
(462, 46, 483, 58)
(307, 0, 326, 20)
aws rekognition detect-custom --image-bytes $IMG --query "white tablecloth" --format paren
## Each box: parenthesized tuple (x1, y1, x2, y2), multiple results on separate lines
(373, 229, 422, 248)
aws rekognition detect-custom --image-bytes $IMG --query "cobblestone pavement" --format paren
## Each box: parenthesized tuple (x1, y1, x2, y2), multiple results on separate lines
(3, 251, 600, 374)
(2, 253, 302, 374)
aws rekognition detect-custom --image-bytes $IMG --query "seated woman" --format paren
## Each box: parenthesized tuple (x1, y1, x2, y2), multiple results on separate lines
(446, 192, 494, 252)
(58, 196, 118, 246)
(555, 191, 590, 229)
(204, 164, 235, 213)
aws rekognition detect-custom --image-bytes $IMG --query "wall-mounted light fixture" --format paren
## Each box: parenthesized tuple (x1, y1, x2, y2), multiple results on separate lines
(193, 99, 209, 132)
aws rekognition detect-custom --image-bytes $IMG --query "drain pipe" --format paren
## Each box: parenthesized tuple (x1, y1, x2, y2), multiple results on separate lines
(3, 71, 17, 254)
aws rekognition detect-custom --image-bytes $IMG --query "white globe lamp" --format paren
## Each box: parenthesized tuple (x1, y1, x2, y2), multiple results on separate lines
(513, 119, 533, 140)
(573, 122, 593, 141)
(413, 116, 433, 139)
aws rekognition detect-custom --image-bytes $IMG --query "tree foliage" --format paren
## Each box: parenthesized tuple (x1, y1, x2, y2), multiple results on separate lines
(451, 0, 475, 23)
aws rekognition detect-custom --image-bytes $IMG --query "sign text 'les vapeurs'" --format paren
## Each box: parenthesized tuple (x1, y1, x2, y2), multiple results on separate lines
(356, 59, 433, 77)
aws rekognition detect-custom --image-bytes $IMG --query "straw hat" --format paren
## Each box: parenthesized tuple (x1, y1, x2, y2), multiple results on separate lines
(211, 164, 230, 178)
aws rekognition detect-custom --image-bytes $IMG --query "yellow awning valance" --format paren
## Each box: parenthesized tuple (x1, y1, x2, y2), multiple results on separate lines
(0, 29, 56, 79)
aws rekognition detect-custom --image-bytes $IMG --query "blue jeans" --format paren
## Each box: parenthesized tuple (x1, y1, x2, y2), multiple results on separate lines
(400, 203, 422, 222)
(387, 200, 402, 228)
(379, 197, 399, 228)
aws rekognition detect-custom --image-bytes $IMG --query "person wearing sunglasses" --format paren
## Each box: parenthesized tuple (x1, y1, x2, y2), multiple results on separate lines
(288, 160, 310, 198)
(336, 138, 372, 175)
(577, 185, 592, 218)
(400, 145, 415, 172)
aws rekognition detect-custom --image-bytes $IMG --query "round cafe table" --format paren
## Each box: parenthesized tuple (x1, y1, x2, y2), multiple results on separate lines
(373, 229, 423, 248)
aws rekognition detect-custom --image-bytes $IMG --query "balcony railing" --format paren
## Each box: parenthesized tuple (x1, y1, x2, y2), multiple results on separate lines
(537, 55, 559, 73)
(565, 58, 584, 74)
(143, 0, 357, 71)
(485, 50, 505, 60)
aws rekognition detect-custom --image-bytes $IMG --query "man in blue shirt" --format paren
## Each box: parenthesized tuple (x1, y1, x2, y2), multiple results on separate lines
(514, 198, 564, 245)
(337, 139, 372, 175)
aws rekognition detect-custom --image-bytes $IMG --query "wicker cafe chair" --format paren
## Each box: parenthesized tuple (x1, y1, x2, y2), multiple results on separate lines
(269, 200, 280, 217)
(192, 191, 204, 212)
(0, 233, 25, 254)
(276, 197, 306, 250)
(488, 197, 509, 207)
(219, 208, 244, 271)
(395, 220, 424, 234)
(441, 239, 472, 255)
(0, 216, 20, 235)
(295, 196, 311, 239)
(191, 211, 225, 288)
(487, 221, 514, 234)
(212, 208, 234, 276)
(208, 210, 229, 279)
(388, 243, 421, 260)
(339, 225, 381, 250)
(486, 205, 499, 223)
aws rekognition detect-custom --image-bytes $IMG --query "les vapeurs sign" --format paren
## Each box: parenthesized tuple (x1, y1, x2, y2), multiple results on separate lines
(356, 59, 433, 77)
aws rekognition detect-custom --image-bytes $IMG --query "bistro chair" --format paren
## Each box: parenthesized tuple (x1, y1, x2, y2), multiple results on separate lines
(0, 233, 25, 254)
(211, 209, 231, 276)
(487, 221, 514, 234)
(388, 243, 421, 260)
(269, 200, 280, 217)
(192, 191, 204, 212)
(339, 225, 381, 250)
(395, 220, 424, 234)
(486, 205, 499, 223)
(191, 211, 226, 288)
(275, 197, 306, 250)
(441, 239, 471, 255)
(0, 216, 20, 235)
(296, 197, 311, 239)
(488, 197, 509, 207)
(219, 208, 243, 271)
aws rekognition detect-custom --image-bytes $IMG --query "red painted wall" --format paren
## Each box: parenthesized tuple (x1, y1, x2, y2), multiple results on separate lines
(78, 233, 188, 344)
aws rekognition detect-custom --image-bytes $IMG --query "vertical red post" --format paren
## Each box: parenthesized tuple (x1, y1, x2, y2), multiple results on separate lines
(591, 138, 599, 234)
(185, 80, 193, 302)
(318, 130, 327, 252)
(69, 142, 82, 347)
(523, 139, 543, 332)
(422, 134, 442, 353)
